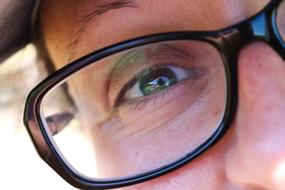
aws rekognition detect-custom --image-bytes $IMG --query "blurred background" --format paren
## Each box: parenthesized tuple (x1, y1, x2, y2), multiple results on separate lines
(0, 45, 77, 190)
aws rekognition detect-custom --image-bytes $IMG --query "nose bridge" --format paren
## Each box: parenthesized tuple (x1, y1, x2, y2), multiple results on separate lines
(237, 42, 285, 158)
(225, 42, 285, 189)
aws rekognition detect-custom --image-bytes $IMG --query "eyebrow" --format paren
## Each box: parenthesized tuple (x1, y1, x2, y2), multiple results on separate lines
(67, 0, 138, 62)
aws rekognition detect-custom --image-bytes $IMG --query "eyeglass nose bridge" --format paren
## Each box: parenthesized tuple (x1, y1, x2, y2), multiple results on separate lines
(233, 12, 270, 49)
(215, 12, 270, 55)
(221, 7, 285, 60)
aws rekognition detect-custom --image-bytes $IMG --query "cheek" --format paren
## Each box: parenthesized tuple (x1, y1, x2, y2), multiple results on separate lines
(122, 148, 229, 190)
(92, 129, 232, 190)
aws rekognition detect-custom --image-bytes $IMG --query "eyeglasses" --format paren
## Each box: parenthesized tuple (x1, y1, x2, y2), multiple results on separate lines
(24, 0, 285, 189)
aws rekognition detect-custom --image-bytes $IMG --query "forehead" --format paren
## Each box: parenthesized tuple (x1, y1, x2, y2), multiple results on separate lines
(42, 0, 270, 21)
(40, 0, 270, 65)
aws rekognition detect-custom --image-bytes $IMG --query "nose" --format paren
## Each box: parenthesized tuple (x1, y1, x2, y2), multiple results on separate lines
(225, 42, 285, 190)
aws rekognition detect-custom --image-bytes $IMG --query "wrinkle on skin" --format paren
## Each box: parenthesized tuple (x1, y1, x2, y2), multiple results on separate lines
(38, 1, 285, 190)
(73, 50, 226, 179)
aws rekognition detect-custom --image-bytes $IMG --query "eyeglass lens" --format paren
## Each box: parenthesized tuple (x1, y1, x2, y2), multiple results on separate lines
(277, 1, 285, 42)
(40, 40, 227, 180)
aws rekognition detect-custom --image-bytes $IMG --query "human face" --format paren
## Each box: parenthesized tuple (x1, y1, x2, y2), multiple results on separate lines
(34, 0, 285, 189)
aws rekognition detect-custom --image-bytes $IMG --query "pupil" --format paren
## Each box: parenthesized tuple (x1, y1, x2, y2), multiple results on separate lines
(139, 67, 177, 96)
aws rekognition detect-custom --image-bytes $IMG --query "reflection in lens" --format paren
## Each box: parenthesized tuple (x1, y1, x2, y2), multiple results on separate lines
(41, 40, 227, 180)
(277, 1, 285, 42)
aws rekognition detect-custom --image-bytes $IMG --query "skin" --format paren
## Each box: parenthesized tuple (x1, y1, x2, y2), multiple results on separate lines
(39, 0, 285, 189)
(65, 40, 227, 178)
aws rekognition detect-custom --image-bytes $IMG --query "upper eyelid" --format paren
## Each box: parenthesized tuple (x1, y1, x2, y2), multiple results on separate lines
(108, 44, 196, 98)
(112, 44, 195, 75)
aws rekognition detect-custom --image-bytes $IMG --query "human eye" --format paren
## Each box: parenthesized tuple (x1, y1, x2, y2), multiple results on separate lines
(108, 43, 206, 109)
(119, 65, 201, 104)
(45, 112, 74, 135)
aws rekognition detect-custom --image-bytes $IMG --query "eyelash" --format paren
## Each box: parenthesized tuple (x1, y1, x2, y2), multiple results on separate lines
(120, 82, 173, 112)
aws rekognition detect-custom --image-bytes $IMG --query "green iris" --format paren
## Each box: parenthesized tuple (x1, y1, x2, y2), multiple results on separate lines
(139, 67, 177, 96)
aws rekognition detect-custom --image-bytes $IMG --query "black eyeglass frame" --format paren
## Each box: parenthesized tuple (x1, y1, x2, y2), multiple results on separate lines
(24, 0, 285, 189)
